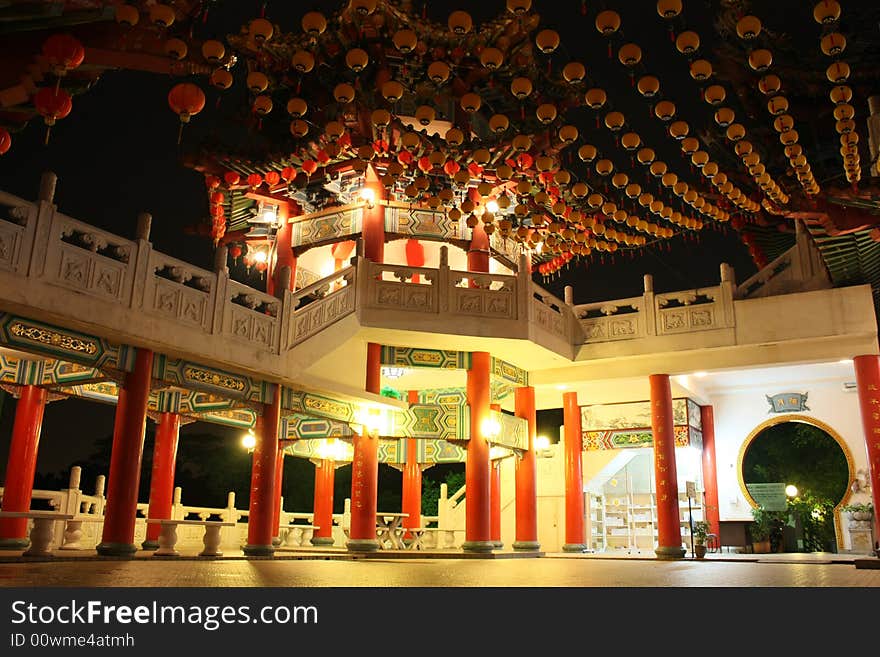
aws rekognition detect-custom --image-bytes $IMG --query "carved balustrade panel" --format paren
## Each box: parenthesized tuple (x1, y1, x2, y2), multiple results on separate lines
(145, 253, 214, 332)
(225, 281, 280, 350)
(289, 267, 357, 347)
(449, 271, 516, 319)
(655, 287, 721, 335)
(575, 296, 644, 343)
(368, 262, 438, 313)
(530, 286, 572, 340)
(0, 216, 25, 273)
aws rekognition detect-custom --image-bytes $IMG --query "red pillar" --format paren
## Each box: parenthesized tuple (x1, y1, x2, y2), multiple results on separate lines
(272, 448, 285, 544)
(464, 351, 493, 552)
(700, 405, 721, 540)
(244, 384, 281, 556)
(853, 355, 880, 526)
(468, 223, 490, 287)
(97, 348, 154, 556)
(142, 412, 181, 550)
(347, 342, 381, 551)
(513, 386, 539, 550)
(362, 165, 385, 264)
(489, 403, 503, 547)
(311, 458, 336, 545)
(0, 385, 48, 548)
(402, 390, 422, 534)
(650, 374, 685, 559)
(562, 391, 586, 551)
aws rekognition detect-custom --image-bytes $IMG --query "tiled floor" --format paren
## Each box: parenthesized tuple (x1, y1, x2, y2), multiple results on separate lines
(0, 548, 878, 587)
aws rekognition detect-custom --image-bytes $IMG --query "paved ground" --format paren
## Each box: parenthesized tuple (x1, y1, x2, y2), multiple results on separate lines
(1, 547, 878, 587)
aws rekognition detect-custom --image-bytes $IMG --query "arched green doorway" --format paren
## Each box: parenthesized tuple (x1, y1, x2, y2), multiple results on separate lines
(737, 415, 854, 552)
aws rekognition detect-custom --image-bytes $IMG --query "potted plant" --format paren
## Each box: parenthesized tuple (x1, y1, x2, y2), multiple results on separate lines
(749, 507, 773, 553)
(692, 520, 710, 558)
(841, 502, 874, 522)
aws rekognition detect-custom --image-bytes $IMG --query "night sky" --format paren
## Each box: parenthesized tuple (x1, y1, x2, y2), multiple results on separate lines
(0, 1, 760, 492)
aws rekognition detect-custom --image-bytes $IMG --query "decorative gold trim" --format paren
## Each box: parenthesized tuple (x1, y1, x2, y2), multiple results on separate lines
(736, 414, 854, 550)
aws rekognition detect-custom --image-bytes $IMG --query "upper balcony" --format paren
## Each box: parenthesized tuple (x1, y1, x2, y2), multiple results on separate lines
(1, 174, 876, 396)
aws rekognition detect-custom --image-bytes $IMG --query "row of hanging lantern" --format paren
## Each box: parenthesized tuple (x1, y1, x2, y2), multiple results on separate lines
(650, 2, 792, 214)
(812, 1, 861, 187)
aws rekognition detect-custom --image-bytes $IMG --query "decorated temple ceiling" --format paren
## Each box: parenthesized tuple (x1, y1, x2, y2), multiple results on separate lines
(1, 0, 880, 305)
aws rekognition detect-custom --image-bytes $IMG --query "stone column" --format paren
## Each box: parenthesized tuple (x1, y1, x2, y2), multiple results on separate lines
(513, 386, 540, 551)
(467, 223, 490, 287)
(97, 348, 154, 556)
(463, 351, 493, 552)
(562, 391, 586, 551)
(142, 412, 181, 550)
(347, 342, 381, 552)
(362, 165, 385, 264)
(0, 385, 49, 548)
(267, 201, 297, 297)
(243, 384, 281, 556)
(700, 405, 721, 540)
(650, 374, 685, 560)
(272, 448, 285, 545)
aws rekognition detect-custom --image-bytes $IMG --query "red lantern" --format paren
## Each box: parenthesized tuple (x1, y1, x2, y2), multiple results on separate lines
(224, 171, 240, 186)
(42, 34, 85, 79)
(264, 171, 280, 186)
(210, 191, 225, 205)
(229, 244, 243, 261)
(302, 160, 318, 177)
(516, 153, 533, 169)
(246, 173, 263, 188)
(468, 162, 483, 177)
(281, 166, 297, 182)
(316, 150, 330, 164)
(167, 82, 205, 142)
(205, 175, 220, 189)
(34, 87, 72, 144)
(0, 127, 10, 155)
(397, 150, 414, 166)
(443, 159, 460, 177)
(417, 156, 432, 173)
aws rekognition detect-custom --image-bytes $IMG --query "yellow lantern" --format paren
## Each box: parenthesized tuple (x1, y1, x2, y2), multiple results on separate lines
(604, 111, 625, 131)
(618, 43, 642, 67)
(536, 103, 558, 124)
(767, 96, 788, 116)
(558, 125, 579, 144)
(702, 162, 719, 178)
(572, 182, 589, 198)
(690, 59, 713, 81)
(346, 48, 369, 73)
(325, 121, 345, 140)
(401, 131, 421, 151)
(621, 132, 641, 151)
(201, 40, 225, 64)
(735, 141, 753, 158)
(448, 10, 473, 35)
(371, 108, 391, 127)
(611, 172, 629, 189)
(833, 104, 855, 121)
(813, 0, 841, 24)
(826, 61, 850, 83)
(334, 83, 355, 103)
(480, 47, 504, 70)
(691, 151, 709, 168)
(657, 0, 682, 18)
(675, 31, 700, 55)
(507, 0, 532, 15)
(512, 134, 532, 152)
(150, 3, 176, 28)
(115, 4, 139, 27)
(736, 16, 762, 39)
(726, 124, 746, 141)
(637, 76, 660, 98)
(779, 129, 799, 146)
(578, 144, 598, 162)
(210, 68, 233, 90)
(595, 10, 621, 35)
(637, 148, 656, 165)
(650, 161, 668, 178)
(654, 100, 676, 121)
(393, 29, 418, 54)
(748, 49, 773, 72)
(287, 97, 307, 118)
(595, 159, 614, 176)
(301, 11, 327, 36)
(248, 18, 273, 44)
(292, 50, 315, 73)
(773, 114, 795, 133)
(446, 127, 465, 146)
(536, 29, 560, 54)
(460, 93, 482, 113)
(821, 32, 847, 56)
(563, 62, 586, 84)
(416, 105, 436, 126)
(252, 95, 272, 116)
(427, 61, 451, 84)
(704, 85, 726, 105)
(587, 193, 604, 209)
(584, 88, 607, 109)
(246, 71, 268, 94)
(382, 80, 405, 103)
(669, 120, 689, 139)
(681, 137, 700, 155)
(349, 0, 378, 15)
(489, 114, 509, 134)
(511, 77, 533, 100)
(714, 107, 735, 127)
(829, 85, 852, 105)
(625, 183, 642, 199)
(290, 119, 309, 138)
(661, 172, 678, 188)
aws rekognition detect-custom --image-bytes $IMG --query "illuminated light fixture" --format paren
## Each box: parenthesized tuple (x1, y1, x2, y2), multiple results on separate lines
(481, 417, 501, 439)
(252, 202, 279, 226)
(381, 366, 407, 379)
(360, 187, 375, 208)
(785, 484, 798, 498)
(316, 438, 349, 462)
(486, 199, 500, 214)
(838, 358, 853, 365)
(534, 435, 550, 451)
(555, 384, 568, 390)
(253, 249, 268, 264)
(241, 429, 256, 450)
(490, 446, 511, 460)
(693, 371, 708, 378)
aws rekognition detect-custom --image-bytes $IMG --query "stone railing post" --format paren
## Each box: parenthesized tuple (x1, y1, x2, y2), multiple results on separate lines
(210, 245, 230, 336)
(278, 265, 293, 353)
(719, 263, 736, 327)
(171, 486, 184, 520)
(643, 274, 657, 336)
(517, 252, 531, 323)
(27, 172, 59, 278)
(93, 475, 106, 516)
(129, 212, 154, 310)
(438, 245, 450, 314)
